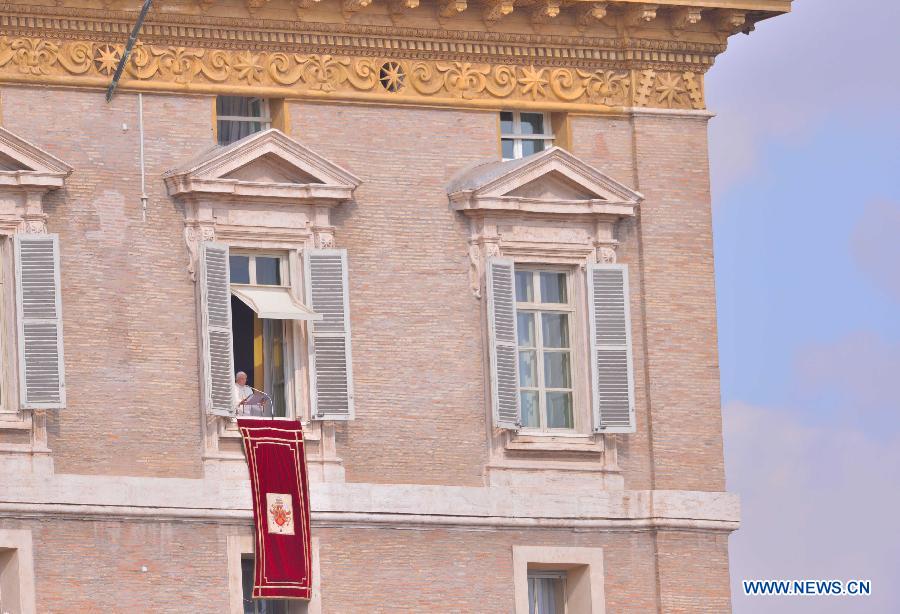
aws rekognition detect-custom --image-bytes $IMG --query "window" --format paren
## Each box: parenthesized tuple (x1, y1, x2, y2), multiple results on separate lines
(217, 96, 272, 145)
(230, 252, 289, 417)
(513, 546, 605, 614)
(515, 268, 575, 431)
(528, 571, 567, 614)
(241, 557, 291, 614)
(501, 111, 554, 160)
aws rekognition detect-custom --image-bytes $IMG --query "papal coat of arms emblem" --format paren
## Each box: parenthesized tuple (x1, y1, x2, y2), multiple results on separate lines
(265, 493, 295, 535)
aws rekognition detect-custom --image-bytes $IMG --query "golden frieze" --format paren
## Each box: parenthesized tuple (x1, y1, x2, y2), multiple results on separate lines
(0, 36, 705, 111)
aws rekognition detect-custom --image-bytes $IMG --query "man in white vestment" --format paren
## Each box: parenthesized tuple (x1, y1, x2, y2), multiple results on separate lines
(234, 371, 264, 416)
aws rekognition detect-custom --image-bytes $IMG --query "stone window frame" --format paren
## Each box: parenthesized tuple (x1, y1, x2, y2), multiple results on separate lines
(448, 147, 642, 461)
(0, 529, 37, 614)
(226, 534, 321, 614)
(512, 545, 606, 614)
(163, 128, 360, 466)
(0, 127, 71, 445)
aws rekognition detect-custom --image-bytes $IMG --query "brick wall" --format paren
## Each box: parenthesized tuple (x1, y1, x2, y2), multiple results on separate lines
(288, 102, 498, 487)
(0, 86, 214, 478)
(630, 113, 726, 492)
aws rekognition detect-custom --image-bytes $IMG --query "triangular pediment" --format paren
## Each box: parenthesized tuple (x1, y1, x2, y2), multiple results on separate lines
(505, 170, 604, 201)
(222, 153, 323, 185)
(447, 147, 642, 217)
(0, 127, 72, 186)
(164, 129, 360, 201)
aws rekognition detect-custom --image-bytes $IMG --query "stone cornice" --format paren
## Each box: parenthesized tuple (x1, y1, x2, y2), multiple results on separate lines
(0, 468, 741, 531)
(0, 1, 789, 110)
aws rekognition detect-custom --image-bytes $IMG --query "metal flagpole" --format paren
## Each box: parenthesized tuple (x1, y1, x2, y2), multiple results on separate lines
(105, 0, 154, 102)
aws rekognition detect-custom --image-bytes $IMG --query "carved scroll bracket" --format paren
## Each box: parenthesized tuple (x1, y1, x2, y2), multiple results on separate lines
(468, 222, 502, 299)
(184, 222, 216, 282)
(594, 218, 619, 263)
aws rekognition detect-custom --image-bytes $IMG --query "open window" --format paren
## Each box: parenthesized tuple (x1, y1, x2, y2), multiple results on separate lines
(165, 129, 361, 429)
(229, 252, 319, 417)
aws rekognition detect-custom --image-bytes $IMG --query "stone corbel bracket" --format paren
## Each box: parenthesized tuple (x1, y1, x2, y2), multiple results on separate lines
(447, 147, 643, 298)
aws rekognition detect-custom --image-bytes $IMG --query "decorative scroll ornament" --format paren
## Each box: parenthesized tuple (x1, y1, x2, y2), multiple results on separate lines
(597, 245, 617, 264)
(184, 223, 216, 282)
(0, 36, 705, 110)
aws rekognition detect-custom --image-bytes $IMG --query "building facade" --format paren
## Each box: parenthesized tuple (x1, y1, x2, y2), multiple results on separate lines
(0, 0, 789, 611)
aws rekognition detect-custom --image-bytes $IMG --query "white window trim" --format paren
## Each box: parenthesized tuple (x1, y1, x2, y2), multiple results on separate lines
(515, 266, 577, 434)
(514, 264, 590, 436)
(227, 534, 320, 614)
(0, 529, 37, 614)
(229, 250, 289, 288)
(501, 111, 554, 160)
(513, 545, 605, 614)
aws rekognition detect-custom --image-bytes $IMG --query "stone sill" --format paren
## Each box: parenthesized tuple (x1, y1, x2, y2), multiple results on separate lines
(0, 410, 31, 431)
(506, 432, 604, 454)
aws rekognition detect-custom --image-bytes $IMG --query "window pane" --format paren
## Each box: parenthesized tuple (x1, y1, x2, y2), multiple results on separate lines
(529, 576, 562, 614)
(519, 350, 537, 387)
(230, 255, 250, 284)
(515, 271, 534, 302)
(218, 120, 255, 146)
(500, 111, 514, 134)
(517, 312, 535, 347)
(539, 272, 567, 303)
(255, 257, 281, 286)
(521, 391, 539, 428)
(501, 138, 515, 160)
(520, 112, 545, 135)
(521, 139, 545, 157)
(546, 392, 573, 429)
(543, 351, 571, 388)
(541, 313, 569, 348)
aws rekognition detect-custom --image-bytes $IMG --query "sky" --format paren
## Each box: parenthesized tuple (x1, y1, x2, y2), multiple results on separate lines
(705, 0, 900, 612)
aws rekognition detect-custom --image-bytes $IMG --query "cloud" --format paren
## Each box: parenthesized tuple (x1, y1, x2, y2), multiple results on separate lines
(725, 401, 900, 613)
(707, 0, 900, 195)
(852, 200, 900, 303)
(792, 332, 900, 434)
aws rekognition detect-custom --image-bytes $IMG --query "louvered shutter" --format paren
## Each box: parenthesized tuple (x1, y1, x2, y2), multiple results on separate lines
(486, 257, 520, 429)
(304, 248, 354, 420)
(199, 242, 235, 417)
(587, 263, 636, 433)
(15, 234, 66, 409)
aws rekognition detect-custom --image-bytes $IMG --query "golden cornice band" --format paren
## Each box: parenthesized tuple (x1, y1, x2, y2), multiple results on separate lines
(0, 36, 705, 110)
(0, 4, 724, 69)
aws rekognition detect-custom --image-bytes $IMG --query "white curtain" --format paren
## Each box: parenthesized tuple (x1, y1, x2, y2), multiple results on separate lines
(217, 96, 264, 145)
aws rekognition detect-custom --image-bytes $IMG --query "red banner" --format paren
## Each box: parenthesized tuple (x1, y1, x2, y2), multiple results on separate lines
(238, 418, 312, 600)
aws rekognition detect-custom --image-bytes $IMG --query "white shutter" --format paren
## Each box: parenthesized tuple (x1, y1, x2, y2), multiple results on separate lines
(15, 234, 65, 409)
(199, 242, 235, 417)
(486, 257, 520, 429)
(304, 248, 354, 420)
(587, 263, 636, 433)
